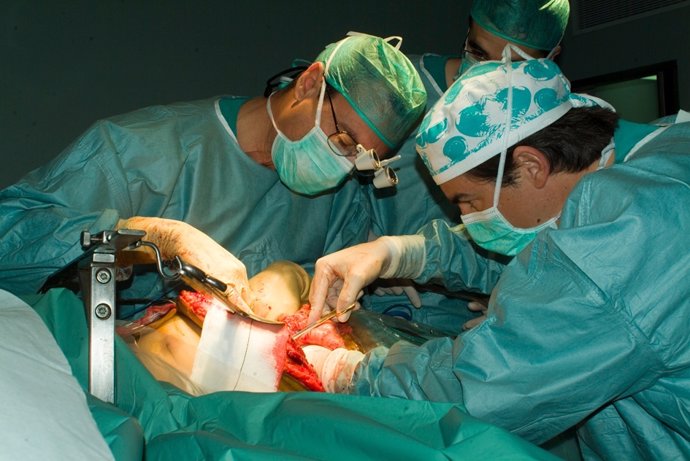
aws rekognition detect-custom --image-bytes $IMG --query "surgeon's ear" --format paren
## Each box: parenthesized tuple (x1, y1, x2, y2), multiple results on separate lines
(294, 62, 325, 102)
(513, 146, 550, 189)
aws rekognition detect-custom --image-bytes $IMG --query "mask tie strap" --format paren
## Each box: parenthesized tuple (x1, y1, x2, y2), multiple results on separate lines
(598, 138, 615, 169)
(316, 36, 350, 129)
(493, 44, 515, 208)
(545, 46, 559, 60)
(266, 93, 284, 136)
(384, 35, 403, 50)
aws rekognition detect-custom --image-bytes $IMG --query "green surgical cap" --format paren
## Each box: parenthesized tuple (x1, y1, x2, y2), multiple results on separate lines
(316, 33, 427, 149)
(471, 0, 570, 51)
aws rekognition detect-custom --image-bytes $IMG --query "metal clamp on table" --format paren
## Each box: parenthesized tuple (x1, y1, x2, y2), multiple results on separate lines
(77, 229, 146, 403)
(44, 228, 253, 403)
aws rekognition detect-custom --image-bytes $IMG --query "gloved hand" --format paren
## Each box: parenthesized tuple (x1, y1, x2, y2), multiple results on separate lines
(367, 231, 421, 308)
(462, 301, 489, 330)
(372, 279, 422, 308)
(117, 217, 254, 314)
(303, 345, 364, 393)
(308, 235, 426, 324)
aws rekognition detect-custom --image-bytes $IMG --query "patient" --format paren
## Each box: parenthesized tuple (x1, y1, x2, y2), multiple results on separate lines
(119, 261, 319, 394)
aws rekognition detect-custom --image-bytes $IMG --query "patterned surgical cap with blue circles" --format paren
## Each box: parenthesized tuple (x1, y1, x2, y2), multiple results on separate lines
(416, 58, 606, 185)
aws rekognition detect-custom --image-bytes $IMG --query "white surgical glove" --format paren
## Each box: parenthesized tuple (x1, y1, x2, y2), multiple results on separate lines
(372, 280, 422, 308)
(462, 301, 489, 330)
(366, 231, 422, 308)
(303, 345, 365, 393)
(308, 235, 426, 323)
(117, 217, 254, 315)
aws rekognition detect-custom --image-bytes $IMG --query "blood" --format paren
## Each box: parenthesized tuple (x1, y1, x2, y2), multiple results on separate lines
(178, 290, 212, 322)
(277, 304, 350, 392)
(281, 337, 324, 392)
(116, 302, 176, 336)
(178, 292, 348, 391)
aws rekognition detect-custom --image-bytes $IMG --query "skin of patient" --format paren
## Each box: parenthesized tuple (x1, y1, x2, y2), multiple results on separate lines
(126, 261, 310, 388)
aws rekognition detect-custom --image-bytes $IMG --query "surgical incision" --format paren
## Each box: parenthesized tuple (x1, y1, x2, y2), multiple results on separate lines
(118, 261, 356, 394)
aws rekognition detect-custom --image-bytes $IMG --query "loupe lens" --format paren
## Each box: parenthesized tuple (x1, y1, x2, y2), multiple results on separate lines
(355, 147, 380, 171)
(373, 167, 398, 188)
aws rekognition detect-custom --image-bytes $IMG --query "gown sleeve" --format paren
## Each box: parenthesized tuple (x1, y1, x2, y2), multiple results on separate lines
(0, 121, 133, 294)
(0, 106, 188, 295)
(352, 226, 664, 444)
(414, 219, 508, 294)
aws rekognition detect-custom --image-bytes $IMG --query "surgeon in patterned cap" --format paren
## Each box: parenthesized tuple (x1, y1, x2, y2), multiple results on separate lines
(305, 44, 690, 457)
(415, 53, 614, 256)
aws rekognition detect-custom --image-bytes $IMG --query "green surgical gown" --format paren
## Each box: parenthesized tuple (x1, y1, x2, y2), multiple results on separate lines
(26, 287, 557, 460)
(364, 54, 486, 334)
(0, 97, 370, 306)
(352, 120, 690, 460)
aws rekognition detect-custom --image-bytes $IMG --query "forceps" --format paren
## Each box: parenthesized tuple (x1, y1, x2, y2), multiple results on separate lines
(292, 302, 357, 340)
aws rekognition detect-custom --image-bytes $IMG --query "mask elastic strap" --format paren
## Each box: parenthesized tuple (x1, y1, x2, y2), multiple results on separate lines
(316, 36, 351, 129)
(545, 46, 559, 60)
(266, 92, 283, 135)
(598, 138, 615, 169)
(493, 44, 515, 207)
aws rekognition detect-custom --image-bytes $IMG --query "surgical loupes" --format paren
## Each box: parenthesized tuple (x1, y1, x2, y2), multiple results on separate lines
(354, 145, 400, 189)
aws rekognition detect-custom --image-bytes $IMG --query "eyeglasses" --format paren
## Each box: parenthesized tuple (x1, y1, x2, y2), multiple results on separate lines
(461, 31, 490, 62)
(325, 88, 361, 158)
(325, 87, 400, 189)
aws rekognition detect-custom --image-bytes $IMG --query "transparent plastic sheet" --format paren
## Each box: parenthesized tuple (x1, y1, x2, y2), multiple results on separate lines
(347, 308, 450, 349)
(25, 288, 557, 460)
(120, 302, 448, 396)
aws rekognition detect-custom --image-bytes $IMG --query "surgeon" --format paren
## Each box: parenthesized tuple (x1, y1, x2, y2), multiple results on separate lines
(306, 55, 690, 459)
(0, 33, 426, 316)
(365, 0, 570, 331)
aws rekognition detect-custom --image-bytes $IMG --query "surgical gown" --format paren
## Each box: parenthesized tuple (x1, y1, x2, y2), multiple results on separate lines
(352, 119, 690, 460)
(0, 97, 370, 306)
(364, 54, 484, 333)
(23, 287, 558, 460)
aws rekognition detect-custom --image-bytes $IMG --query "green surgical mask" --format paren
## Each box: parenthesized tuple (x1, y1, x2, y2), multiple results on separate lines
(462, 205, 559, 256)
(455, 52, 480, 81)
(460, 43, 560, 256)
(267, 82, 353, 196)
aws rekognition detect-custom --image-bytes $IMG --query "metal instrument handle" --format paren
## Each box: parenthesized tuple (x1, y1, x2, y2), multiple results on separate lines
(291, 303, 356, 340)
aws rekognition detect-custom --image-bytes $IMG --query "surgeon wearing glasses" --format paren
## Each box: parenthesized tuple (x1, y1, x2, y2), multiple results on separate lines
(0, 33, 426, 318)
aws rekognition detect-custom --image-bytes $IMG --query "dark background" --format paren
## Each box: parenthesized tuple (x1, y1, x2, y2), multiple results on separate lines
(3, 0, 689, 188)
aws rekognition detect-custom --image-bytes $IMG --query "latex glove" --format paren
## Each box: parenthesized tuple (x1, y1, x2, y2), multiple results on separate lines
(462, 301, 488, 330)
(372, 279, 422, 308)
(323, 278, 363, 323)
(303, 345, 364, 393)
(308, 235, 425, 324)
(367, 230, 422, 308)
(117, 217, 254, 314)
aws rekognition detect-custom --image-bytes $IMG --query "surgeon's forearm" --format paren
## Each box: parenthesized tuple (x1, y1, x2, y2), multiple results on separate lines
(414, 220, 505, 293)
